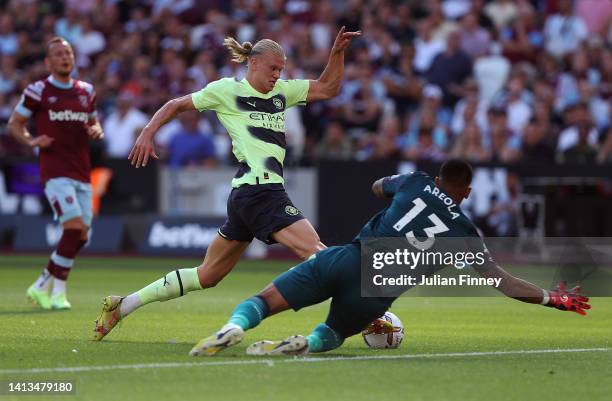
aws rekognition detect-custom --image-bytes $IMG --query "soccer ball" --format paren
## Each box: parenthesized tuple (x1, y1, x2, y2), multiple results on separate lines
(362, 311, 404, 349)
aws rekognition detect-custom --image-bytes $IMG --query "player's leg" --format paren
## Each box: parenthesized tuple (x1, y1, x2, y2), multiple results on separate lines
(190, 248, 338, 356)
(311, 281, 393, 353)
(94, 187, 255, 340)
(94, 234, 249, 340)
(300, 244, 387, 354)
(272, 219, 326, 260)
(189, 284, 292, 356)
(241, 185, 325, 260)
(49, 180, 93, 309)
(28, 178, 88, 310)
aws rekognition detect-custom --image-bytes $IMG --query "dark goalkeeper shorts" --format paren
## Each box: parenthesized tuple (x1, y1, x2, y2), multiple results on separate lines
(218, 183, 305, 245)
(273, 244, 394, 339)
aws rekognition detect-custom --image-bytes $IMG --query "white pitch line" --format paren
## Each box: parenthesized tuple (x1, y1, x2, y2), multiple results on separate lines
(0, 347, 609, 375)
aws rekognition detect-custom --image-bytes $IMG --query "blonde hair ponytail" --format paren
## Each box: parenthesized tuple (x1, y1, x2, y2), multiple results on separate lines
(224, 37, 285, 64)
(223, 37, 253, 63)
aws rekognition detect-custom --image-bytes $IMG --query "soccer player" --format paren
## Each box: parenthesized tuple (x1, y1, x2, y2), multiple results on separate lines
(8, 37, 104, 310)
(189, 159, 591, 356)
(94, 27, 360, 340)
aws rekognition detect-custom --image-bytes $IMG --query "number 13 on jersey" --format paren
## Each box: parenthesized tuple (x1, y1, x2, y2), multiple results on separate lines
(393, 197, 449, 250)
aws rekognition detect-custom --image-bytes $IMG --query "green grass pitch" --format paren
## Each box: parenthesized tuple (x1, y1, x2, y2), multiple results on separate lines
(1, 255, 611, 401)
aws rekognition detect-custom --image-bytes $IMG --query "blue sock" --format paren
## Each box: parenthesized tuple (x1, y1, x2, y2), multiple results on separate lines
(228, 296, 269, 331)
(306, 323, 344, 353)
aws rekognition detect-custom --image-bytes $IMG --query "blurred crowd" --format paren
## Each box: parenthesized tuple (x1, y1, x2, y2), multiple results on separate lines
(1, 0, 612, 167)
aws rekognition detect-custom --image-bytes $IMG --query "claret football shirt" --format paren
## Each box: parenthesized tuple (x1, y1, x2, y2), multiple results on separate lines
(16, 75, 97, 184)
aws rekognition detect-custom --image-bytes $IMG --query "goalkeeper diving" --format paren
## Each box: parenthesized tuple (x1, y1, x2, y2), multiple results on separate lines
(189, 159, 590, 356)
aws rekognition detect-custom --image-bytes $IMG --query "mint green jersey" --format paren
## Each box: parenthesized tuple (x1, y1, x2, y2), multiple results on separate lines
(191, 77, 309, 187)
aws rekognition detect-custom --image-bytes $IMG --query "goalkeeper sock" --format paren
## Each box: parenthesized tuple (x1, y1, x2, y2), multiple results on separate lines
(227, 296, 270, 331)
(306, 323, 344, 353)
(119, 267, 202, 317)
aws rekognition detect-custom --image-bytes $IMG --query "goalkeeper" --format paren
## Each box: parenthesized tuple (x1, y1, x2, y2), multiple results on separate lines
(188, 159, 590, 356)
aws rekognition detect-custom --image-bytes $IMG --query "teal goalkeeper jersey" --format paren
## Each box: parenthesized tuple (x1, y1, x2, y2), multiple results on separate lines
(191, 77, 309, 188)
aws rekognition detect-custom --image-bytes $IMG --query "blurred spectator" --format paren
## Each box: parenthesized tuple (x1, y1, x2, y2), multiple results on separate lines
(0, 0, 610, 168)
(452, 83, 489, 140)
(54, 7, 81, 45)
(413, 18, 445, 75)
(166, 111, 216, 168)
(459, 12, 491, 59)
(544, 0, 588, 59)
(484, 0, 518, 31)
(0, 13, 18, 56)
(557, 103, 599, 153)
(426, 29, 472, 107)
(340, 64, 385, 134)
(521, 118, 554, 163)
(558, 122, 598, 164)
(430, 3, 459, 42)
(500, 7, 543, 64)
(404, 86, 449, 149)
(380, 45, 422, 119)
(103, 92, 149, 158)
(597, 129, 612, 164)
(369, 116, 402, 161)
(493, 74, 532, 136)
(578, 78, 610, 131)
(402, 126, 446, 162)
(450, 122, 489, 162)
(0, 55, 19, 95)
(74, 16, 106, 68)
(554, 49, 600, 112)
(314, 121, 353, 161)
(489, 120, 521, 163)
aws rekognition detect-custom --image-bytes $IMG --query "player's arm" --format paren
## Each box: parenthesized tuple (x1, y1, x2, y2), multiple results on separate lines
(478, 264, 591, 315)
(372, 178, 387, 198)
(372, 174, 410, 199)
(307, 26, 361, 103)
(128, 95, 195, 168)
(85, 116, 104, 140)
(7, 110, 54, 149)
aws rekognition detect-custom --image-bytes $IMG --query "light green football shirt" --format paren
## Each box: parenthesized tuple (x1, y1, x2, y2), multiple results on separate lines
(191, 77, 309, 188)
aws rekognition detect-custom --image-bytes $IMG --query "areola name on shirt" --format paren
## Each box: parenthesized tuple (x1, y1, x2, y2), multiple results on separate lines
(423, 183, 460, 220)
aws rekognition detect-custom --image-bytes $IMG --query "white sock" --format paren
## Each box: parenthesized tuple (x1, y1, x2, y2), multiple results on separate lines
(33, 269, 53, 291)
(52, 278, 66, 296)
(119, 293, 142, 318)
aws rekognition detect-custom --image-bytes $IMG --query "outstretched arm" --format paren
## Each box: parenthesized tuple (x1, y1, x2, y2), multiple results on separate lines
(480, 264, 591, 315)
(128, 95, 195, 168)
(307, 26, 361, 103)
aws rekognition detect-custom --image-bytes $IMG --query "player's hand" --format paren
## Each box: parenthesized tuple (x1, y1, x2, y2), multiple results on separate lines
(545, 282, 591, 315)
(331, 26, 361, 54)
(128, 131, 159, 168)
(85, 123, 104, 140)
(30, 135, 54, 149)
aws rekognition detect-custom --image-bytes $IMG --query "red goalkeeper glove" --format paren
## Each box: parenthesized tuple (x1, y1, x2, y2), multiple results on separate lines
(543, 282, 591, 315)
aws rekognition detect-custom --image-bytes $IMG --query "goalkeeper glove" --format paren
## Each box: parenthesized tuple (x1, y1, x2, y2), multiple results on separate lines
(543, 282, 591, 315)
